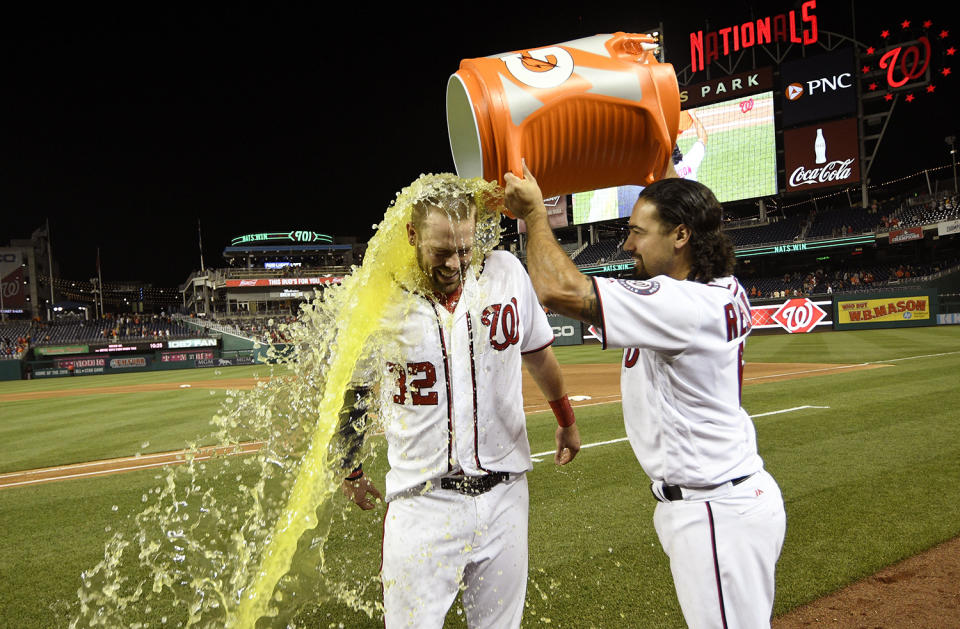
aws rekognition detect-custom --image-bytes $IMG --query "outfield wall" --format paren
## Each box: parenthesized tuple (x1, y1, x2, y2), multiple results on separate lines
(24, 348, 258, 379)
(0, 359, 22, 381)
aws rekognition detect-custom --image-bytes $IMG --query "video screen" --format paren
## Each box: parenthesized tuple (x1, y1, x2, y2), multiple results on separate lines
(572, 91, 778, 225)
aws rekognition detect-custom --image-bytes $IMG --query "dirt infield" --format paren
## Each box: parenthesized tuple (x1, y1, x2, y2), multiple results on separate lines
(773, 536, 960, 627)
(3, 359, 951, 625)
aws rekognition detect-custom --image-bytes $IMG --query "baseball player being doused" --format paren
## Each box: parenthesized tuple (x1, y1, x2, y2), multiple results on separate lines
(506, 163, 786, 629)
(332, 173, 581, 629)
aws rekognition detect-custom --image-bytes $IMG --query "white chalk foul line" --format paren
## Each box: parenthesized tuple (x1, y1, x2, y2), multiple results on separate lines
(528, 405, 830, 462)
(0, 442, 265, 487)
(744, 364, 872, 381)
(745, 350, 960, 382)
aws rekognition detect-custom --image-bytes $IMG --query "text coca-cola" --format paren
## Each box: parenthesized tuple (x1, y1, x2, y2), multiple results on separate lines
(788, 158, 854, 187)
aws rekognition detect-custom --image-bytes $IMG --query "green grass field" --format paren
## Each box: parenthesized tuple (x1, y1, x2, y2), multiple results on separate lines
(1, 326, 959, 627)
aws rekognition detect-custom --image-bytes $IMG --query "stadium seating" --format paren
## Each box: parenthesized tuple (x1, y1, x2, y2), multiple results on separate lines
(2, 315, 203, 348)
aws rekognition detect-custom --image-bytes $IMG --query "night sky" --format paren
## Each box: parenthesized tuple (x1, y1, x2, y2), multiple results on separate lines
(5, 3, 957, 286)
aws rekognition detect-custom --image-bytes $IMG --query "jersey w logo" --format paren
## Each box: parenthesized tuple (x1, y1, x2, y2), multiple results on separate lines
(616, 279, 661, 296)
(481, 298, 520, 350)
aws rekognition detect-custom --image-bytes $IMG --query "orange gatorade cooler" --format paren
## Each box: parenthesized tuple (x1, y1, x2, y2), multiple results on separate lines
(447, 32, 680, 206)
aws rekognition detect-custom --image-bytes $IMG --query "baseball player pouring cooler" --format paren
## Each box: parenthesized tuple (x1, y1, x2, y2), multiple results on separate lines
(334, 174, 581, 629)
(505, 164, 786, 629)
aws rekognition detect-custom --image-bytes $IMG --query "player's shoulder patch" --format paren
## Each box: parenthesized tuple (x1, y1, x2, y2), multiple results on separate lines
(615, 279, 661, 295)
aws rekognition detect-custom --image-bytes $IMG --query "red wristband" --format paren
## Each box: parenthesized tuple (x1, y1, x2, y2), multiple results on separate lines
(549, 395, 576, 427)
(345, 466, 363, 481)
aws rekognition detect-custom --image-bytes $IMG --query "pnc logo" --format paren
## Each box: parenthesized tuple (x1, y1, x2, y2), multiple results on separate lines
(785, 73, 852, 100)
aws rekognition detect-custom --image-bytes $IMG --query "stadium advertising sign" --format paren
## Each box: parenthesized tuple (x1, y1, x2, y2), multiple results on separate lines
(54, 357, 105, 369)
(0, 249, 26, 310)
(196, 356, 255, 368)
(888, 227, 924, 244)
(225, 277, 342, 288)
(167, 338, 217, 348)
(162, 350, 214, 363)
(573, 91, 777, 223)
(518, 196, 568, 234)
(110, 357, 149, 369)
(689, 1, 818, 72)
(546, 313, 583, 346)
(780, 48, 856, 126)
(681, 67, 774, 108)
(835, 295, 932, 328)
(937, 219, 960, 237)
(751, 298, 831, 334)
(34, 345, 90, 356)
(784, 118, 860, 192)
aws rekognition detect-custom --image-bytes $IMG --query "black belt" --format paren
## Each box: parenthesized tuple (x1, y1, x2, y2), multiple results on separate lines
(440, 472, 511, 496)
(656, 474, 752, 502)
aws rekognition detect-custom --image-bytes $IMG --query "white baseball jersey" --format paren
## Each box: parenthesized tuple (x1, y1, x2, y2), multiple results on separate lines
(592, 274, 762, 487)
(368, 250, 555, 501)
(593, 274, 785, 628)
(675, 140, 705, 181)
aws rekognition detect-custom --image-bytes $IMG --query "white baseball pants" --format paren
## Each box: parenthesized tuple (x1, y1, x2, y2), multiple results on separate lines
(653, 469, 786, 629)
(381, 474, 528, 629)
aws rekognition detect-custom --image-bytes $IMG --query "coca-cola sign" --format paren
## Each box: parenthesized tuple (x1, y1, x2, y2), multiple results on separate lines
(789, 159, 855, 187)
(784, 118, 860, 192)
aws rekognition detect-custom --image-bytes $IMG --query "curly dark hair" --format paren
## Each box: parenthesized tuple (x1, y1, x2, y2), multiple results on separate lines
(637, 178, 735, 283)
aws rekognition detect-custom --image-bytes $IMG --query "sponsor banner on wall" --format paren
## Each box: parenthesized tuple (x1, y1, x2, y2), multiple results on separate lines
(54, 357, 106, 369)
(784, 118, 860, 192)
(888, 227, 924, 244)
(518, 196, 569, 234)
(195, 356, 256, 368)
(546, 312, 582, 346)
(939, 313, 960, 325)
(225, 277, 342, 288)
(35, 345, 90, 357)
(680, 67, 774, 108)
(835, 294, 933, 327)
(938, 219, 960, 236)
(110, 357, 149, 369)
(750, 298, 832, 333)
(780, 48, 856, 126)
(162, 350, 215, 363)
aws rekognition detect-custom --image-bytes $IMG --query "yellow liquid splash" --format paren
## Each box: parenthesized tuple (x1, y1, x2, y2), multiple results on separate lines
(72, 173, 503, 628)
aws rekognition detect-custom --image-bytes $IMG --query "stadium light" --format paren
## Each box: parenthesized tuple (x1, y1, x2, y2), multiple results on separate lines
(947, 136, 958, 194)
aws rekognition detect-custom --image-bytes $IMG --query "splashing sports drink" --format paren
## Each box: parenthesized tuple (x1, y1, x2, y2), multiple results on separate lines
(446, 32, 681, 213)
(71, 174, 504, 628)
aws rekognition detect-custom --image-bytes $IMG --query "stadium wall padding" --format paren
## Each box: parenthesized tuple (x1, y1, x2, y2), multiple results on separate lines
(0, 359, 22, 381)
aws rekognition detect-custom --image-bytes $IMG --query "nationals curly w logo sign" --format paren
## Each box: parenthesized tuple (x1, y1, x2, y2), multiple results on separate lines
(751, 298, 831, 334)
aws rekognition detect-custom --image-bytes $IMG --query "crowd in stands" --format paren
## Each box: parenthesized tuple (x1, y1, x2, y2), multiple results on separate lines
(0, 322, 31, 359)
(886, 194, 958, 229)
(744, 257, 960, 299)
(0, 313, 203, 354)
(194, 314, 298, 344)
(570, 191, 960, 267)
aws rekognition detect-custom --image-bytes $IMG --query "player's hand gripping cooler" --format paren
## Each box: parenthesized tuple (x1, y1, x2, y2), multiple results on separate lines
(446, 32, 680, 215)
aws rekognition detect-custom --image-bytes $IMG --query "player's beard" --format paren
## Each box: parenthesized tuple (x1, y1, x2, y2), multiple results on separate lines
(632, 256, 652, 281)
(416, 247, 462, 295)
